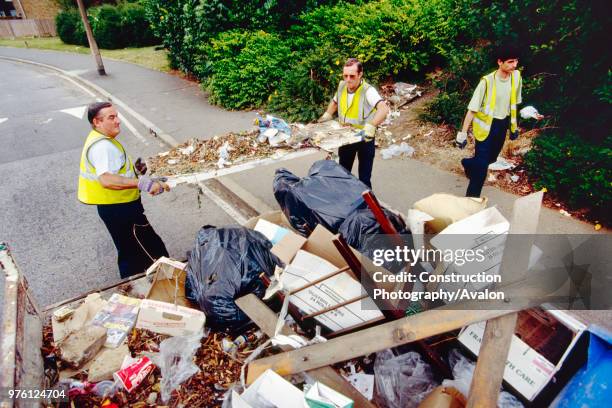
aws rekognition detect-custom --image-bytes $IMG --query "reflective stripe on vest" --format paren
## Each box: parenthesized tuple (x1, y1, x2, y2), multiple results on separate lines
(472, 70, 520, 142)
(77, 130, 140, 205)
(337, 80, 377, 129)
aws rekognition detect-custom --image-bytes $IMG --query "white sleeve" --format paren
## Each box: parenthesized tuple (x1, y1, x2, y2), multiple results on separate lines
(366, 87, 383, 108)
(87, 140, 125, 176)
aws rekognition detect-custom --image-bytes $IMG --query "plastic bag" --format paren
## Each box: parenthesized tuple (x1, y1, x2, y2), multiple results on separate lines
(185, 226, 283, 330)
(153, 331, 204, 403)
(443, 349, 523, 408)
(255, 114, 292, 146)
(373, 349, 438, 408)
(338, 208, 408, 252)
(381, 143, 415, 159)
(217, 141, 231, 168)
(273, 160, 368, 236)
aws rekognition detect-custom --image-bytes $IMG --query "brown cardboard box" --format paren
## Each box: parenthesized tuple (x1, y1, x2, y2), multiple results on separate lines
(145, 257, 193, 308)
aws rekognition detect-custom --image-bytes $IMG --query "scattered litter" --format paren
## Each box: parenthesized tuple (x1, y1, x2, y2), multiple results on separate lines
(560, 209, 571, 217)
(158, 151, 169, 157)
(520, 105, 541, 120)
(489, 157, 516, 171)
(423, 130, 434, 138)
(488, 173, 497, 182)
(403, 134, 412, 140)
(374, 349, 438, 408)
(152, 331, 204, 403)
(179, 145, 195, 155)
(510, 175, 520, 182)
(217, 141, 231, 168)
(167, 159, 177, 165)
(387, 82, 421, 108)
(114, 356, 155, 393)
(381, 143, 415, 159)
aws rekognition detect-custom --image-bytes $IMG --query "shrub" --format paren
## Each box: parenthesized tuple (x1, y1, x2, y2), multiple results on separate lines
(268, 44, 346, 122)
(56, 9, 81, 45)
(203, 30, 293, 109)
(91, 5, 124, 49)
(525, 133, 612, 220)
(119, 2, 158, 47)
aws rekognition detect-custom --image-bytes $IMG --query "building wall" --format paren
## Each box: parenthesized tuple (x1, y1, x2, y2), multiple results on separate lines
(17, 0, 60, 20)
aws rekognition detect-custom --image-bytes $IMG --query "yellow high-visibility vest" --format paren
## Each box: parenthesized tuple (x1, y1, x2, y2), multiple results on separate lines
(77, 130, 140, 205)
(337, 80, 377, 129)
(472, 70, 520, 142)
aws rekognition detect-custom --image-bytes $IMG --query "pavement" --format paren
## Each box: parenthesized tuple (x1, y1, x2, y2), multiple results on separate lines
(0, 47, 607, 325)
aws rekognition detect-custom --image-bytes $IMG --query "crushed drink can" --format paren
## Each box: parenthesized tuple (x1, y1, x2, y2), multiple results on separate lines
(113, 356, 154, 393)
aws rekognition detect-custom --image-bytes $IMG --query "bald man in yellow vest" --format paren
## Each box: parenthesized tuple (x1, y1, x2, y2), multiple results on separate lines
(78, 102, 170, 278)
(318, 58, 389, 188)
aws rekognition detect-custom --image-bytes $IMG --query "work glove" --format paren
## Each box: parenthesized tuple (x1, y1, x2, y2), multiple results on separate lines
(134, 157, 147, 176)
(317, 112, 333, 123)
(356, 123, 377, 142)
(455, 131, 467, 149)
(137, 176, 169, 195)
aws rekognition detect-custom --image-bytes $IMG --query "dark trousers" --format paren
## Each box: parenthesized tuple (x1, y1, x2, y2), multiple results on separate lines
(97, 198, 168, 278)
(462, 117, 509, 197)
(338, 139, 375, 188)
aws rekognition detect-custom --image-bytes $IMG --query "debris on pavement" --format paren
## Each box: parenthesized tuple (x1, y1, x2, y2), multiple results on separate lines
(57, 325, 107, 369)
(381, 142, 415, 159)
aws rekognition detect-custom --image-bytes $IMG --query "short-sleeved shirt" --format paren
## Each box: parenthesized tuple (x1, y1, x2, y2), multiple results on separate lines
(467, 73, 522, 119)
(333, 85, 383, 109)
(87, 139, 125, 176)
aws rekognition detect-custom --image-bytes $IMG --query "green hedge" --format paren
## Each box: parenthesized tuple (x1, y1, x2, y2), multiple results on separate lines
(56, 2, 157, 49)
(203, 30, 293, 109)
(525, 134, 612, 220)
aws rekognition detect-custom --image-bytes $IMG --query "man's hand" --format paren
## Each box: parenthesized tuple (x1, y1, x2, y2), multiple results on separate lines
(317, 112, 333, 123)
(134, 157, 147, 176)
(455, 131, 468, 149)
(137, 176, 170, 195)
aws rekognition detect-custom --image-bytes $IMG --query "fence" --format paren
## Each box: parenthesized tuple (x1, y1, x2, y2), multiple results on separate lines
(0, 19, 56, 38)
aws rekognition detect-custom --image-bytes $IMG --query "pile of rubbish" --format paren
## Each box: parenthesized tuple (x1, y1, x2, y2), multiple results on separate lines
(148, 82, 424, 178)
(30, 161, 608, 408)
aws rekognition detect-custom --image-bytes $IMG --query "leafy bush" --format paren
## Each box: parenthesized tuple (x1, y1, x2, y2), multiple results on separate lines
(525, 133, 612, 219)
(268, 44, 345, 122)
(203, 30, 293, 109)
(119, 2, 158, 47)
(56, 9, 81, 45)
(90, 5, 124, 49)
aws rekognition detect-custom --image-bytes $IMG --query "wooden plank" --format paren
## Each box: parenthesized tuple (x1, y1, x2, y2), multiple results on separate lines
(246, 306, 513, 385)
(467, 192, 543, 407)
(235, 295, 376, 408)
(466, 313, 518, 408)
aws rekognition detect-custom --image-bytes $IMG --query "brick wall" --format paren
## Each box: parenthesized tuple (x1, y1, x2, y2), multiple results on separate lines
(18, 0, 60, 20)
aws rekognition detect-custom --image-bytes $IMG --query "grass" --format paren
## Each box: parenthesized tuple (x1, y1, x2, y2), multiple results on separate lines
(0, 37, 171, 72)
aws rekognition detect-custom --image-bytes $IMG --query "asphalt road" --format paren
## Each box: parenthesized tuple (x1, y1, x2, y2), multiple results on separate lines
(0, 60, 236, 309)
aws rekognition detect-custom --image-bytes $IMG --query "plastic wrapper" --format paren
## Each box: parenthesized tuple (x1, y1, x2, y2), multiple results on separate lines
(152, 331, 204, 403)
(443, 349, 523, 408)
(373, 349, 438, 408)
(185, 226, 283, 330)
(273, 160, 368, 236)
(381, 143, 415, 159)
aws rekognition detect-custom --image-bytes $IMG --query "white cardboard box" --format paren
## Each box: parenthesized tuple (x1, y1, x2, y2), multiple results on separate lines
(458, 307, 586, 401)
(136, 299, 205, 337)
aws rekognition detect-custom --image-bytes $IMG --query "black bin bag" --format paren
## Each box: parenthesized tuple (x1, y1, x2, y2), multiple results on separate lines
(273, 159, 368, 236)
(185, 225, 283, 331)
(339, 208, 408, 252)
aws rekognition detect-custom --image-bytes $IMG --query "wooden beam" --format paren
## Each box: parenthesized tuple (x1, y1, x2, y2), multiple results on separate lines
(246, 306, 513, 385)
(467, 192, 543, 407)
(466, 312, 518, 408)
(235, 295, 376, 408)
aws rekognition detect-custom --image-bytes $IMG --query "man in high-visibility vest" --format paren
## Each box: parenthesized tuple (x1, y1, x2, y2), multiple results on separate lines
(318, 58, 389, 188)
(78, 102, 170, 278)
(456, 44, 543, 197)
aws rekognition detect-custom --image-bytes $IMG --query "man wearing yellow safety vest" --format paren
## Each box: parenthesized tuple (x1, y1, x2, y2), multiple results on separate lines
(318, 58, 389, 188)
(456, 44, 543, 197)
(78, 102, 170, 278)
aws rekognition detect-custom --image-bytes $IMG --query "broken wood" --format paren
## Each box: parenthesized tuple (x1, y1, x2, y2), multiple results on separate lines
(246, 307, 514, 385)
(235, 294, 376, 408)
(467, 192, 543, 407)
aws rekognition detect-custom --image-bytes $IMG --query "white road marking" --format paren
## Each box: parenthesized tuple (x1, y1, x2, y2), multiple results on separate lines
(41, 118, 53, 124)
(53, 73, 97, 98)
(60, 106, 87, 120)
(0, 118, 7, 125)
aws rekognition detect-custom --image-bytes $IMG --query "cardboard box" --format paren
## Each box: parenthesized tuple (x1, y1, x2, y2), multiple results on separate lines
(145, 257, 193, 308)
(305, 381, 354, 408)
(136, 299, 205, 337)
(458, 307, 586, 402)
(231, 369, 304, 408)
(254, 218, 307, 265)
